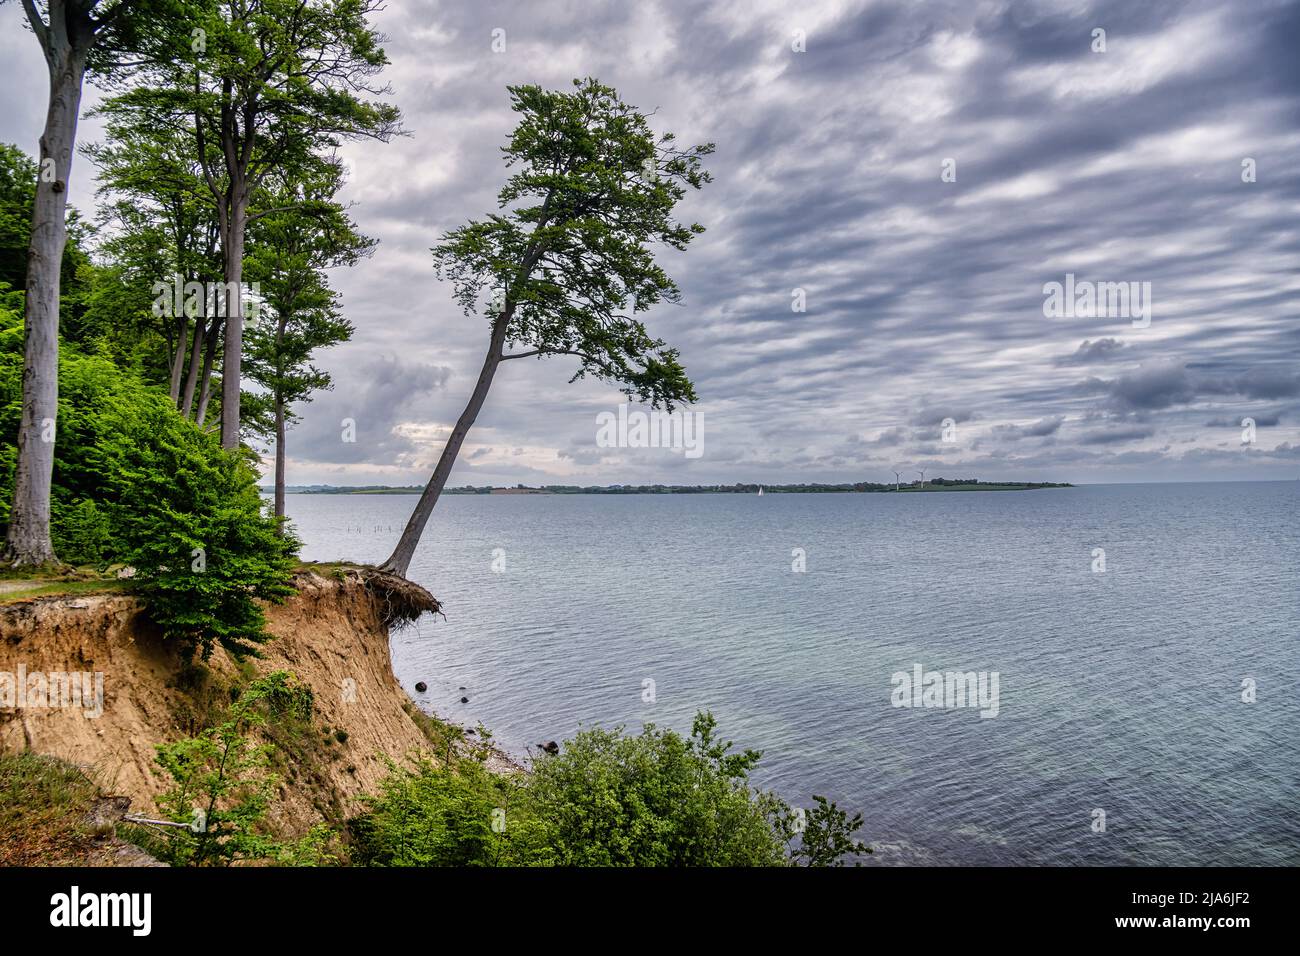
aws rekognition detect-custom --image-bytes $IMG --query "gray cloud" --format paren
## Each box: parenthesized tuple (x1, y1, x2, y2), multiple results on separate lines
(1077, 424, 1157, 445)
(1205, 413, 1281, 427)
(286, 355, 451, 467)
(3, 0, 1297, 485)
(1056, 338, 1127, 366)
(993, 416, 1065, 441)
(1103, 361, 1197, 412)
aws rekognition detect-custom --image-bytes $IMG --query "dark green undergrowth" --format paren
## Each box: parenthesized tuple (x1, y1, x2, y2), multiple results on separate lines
(348, 711, 872, 867)
(18, 683, 870, 868)
(1, 295, 296, 659)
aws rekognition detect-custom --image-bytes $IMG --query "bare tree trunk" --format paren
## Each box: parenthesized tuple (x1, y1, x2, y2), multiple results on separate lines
(168, 314, 188, 404)
(4, 10, 88, 567)
(196, 380, 212, 427)
(381, 317, 509, 576)
(220, 197, 246, 449)
(179, 315, 206, 417)
(273, 395, 286, 526)
(195, 320, 221, 426)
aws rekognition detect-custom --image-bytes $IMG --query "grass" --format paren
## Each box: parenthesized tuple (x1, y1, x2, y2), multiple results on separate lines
(295, 560, 373, 580)
(401, 700, 467, 765)
(0, 577, 130, 604)
(0, 753, 101, 865)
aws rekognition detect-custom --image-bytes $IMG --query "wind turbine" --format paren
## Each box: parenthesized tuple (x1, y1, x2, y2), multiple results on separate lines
(892, 470, 902, 491)
(916, 469, 927, 489)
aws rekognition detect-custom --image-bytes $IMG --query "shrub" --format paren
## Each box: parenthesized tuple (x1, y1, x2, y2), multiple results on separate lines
(792, 794, 872, 866)
(51, 498, 111, 566)
(146, 672, 319, 867)
(352, 711, 872, 867)
(522, 712, 791, 866)
(96, 399, 297, 659)
(348, 755, 537, 866)
(2, 297, 295, 659)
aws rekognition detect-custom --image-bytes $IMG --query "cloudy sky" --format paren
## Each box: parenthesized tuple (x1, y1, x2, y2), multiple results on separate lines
(3, 0, 1299, 486)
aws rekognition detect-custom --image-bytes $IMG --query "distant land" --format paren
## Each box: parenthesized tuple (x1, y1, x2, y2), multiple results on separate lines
(270, 478, 1074, 495)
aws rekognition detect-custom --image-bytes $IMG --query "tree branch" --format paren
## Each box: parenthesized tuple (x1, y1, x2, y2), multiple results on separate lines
(20, 0, 50, 56)
(500, 348, 597, 363)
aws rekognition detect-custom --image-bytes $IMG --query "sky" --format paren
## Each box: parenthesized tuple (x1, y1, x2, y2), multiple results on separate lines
(2, 0, 1299, 487)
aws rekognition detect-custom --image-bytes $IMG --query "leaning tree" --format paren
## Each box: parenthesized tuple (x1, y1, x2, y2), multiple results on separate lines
(381, 79, 713, 576)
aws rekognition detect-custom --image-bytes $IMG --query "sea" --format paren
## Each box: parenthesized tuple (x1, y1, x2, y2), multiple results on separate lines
(283, 481, 1300, 865)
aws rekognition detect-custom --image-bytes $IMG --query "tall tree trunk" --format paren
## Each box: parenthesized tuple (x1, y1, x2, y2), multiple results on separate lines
(168, 314, 188, 404)
(381, 316, 509, 576)
(195, 320, 221, 426)
(272, 314, 287, 524)
(220, 198, 246, 449)
(4, 16, 88, 566)
(179, 315, 206, 417)
(273, 395, 286, 526)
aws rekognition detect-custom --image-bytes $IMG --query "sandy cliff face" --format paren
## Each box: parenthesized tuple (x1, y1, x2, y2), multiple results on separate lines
(0, 569, 446, 835)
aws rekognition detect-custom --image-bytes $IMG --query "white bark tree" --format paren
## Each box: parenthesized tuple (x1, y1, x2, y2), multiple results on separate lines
(3, 0, 137, 566)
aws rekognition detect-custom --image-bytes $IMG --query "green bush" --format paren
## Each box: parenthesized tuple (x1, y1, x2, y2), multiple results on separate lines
(1, 297, 296, 659)
(793, 794, 872, 866)
(95, 399, 297, 659)
(51, 498, 112, 566)
(351, 711, 872, 867)
(523, 712, 792, 866)
(146, 672, 323, 867)
(348, 755, 535, 867)
(0, 295, 146, 530)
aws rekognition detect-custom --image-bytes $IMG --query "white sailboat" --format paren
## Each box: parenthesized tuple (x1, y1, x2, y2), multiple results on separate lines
(757, 485, 764, 496)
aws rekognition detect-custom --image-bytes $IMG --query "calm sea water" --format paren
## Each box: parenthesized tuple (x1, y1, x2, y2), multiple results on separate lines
(284, 482, 1300, 865)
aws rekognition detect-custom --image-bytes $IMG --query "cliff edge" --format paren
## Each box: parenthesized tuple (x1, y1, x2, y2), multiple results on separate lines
(0, 567, 464, 837)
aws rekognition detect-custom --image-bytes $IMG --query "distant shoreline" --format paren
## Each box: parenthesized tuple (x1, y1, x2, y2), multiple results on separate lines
(271, 479, 1074, 496)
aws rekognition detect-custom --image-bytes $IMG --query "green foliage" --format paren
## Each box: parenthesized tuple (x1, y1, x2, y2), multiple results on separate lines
(101, 0, 403, 245)
(0, 297, 295, 657)
(96, 398, 297, 659)
(0, 144, 36, 294)
(243, 157, 368, 444)
(348, 755, 534, 867)
(51, 498, 112, 567)
(0, 143, 96, 333)
(523, 711, 791, 866)
(793, 795, 873, 867)
(149, 672, 320, 866)
(0, 298, 159, 529)
(438, 78, 713, 410)
(351, 711, 871, 867)
(83, 109, 224, 388)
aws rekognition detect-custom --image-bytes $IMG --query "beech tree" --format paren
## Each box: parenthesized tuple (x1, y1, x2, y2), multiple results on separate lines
(0, 142, 95, 337)
(381, 79, 712, 576)
(245, 159, 371, 523)
(2, 0, 147, 566)
(105, 0, 401, 450)
(86, 116, 225, 414)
